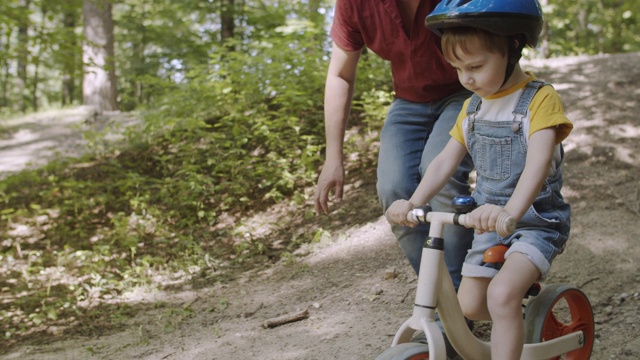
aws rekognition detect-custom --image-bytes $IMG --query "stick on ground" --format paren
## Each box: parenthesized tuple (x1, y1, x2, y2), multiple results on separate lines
(262, 309, 309, 329)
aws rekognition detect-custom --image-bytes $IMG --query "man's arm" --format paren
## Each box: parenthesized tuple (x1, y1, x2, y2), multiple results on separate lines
(314, 42, 362, 214)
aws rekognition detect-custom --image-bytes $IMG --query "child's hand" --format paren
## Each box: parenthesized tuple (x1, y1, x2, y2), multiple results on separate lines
(385, 200, 417, 227)
(466, 204, 510, 234)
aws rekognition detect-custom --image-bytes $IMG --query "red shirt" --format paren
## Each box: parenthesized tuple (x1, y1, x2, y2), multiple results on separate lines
(330, 0, 463, 103)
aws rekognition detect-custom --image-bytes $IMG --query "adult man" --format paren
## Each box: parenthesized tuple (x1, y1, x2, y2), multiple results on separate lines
(314, 0, 474, 291)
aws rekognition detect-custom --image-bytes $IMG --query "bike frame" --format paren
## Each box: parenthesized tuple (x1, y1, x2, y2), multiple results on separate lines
(389, 210, 586, 360)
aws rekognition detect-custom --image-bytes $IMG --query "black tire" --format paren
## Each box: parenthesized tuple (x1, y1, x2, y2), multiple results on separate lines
(375, 343, 431, 360)
(524, 283, 594, 359)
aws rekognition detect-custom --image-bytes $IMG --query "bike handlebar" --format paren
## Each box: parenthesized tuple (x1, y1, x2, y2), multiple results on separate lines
(407, 207, 516, 238)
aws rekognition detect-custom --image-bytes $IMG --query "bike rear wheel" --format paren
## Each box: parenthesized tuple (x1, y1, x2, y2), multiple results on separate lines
(524, 283, 594, 359)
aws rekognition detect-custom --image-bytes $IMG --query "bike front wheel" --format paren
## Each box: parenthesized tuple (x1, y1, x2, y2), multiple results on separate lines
(524, 283, 594, 359)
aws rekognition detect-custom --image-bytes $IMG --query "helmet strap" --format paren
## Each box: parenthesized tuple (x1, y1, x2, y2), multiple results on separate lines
(503, 35, 526, 86)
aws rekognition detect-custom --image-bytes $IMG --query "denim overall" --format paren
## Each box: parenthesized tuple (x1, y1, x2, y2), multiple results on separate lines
(462, 81, 571, 279)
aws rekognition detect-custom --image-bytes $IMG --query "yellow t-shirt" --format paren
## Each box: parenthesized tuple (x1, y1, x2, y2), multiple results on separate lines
(450, 74, 573, 146)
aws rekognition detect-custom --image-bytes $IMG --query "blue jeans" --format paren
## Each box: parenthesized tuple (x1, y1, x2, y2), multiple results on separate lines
(377, 90, 474, 289)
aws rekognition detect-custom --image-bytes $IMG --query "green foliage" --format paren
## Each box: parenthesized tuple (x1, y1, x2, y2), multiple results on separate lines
(0, 2, 380, 347)
(1, 0, 638, 113)
(544, 0, 640, 55)
(114, 0, 210, 110)
(139, 17, 329, 214)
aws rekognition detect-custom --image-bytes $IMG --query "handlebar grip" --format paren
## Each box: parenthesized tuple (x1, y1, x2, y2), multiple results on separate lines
(460, 212, 516, 237)
(458, 212, 517, 237)
(495, 212, 516, 237)
(406, 205, 431, 223)
(407, 207, 516, 237)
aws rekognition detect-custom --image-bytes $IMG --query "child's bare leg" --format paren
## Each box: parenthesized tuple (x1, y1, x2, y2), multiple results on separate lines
(457, 276, 491, 321)
(487, 252, 541, 360)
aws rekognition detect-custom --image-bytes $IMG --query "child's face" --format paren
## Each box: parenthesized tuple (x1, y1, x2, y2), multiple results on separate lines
(447, 42, 508, 98)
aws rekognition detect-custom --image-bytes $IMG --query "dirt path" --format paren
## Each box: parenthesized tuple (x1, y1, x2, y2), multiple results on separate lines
(0, 107, 93, 178)
(1, 52, 640, 360)
(0, 106, 137, 179)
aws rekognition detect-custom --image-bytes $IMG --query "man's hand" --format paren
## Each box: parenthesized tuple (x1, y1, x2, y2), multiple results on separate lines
(385, 199, 417, 227)
(314, 160, 344, 214)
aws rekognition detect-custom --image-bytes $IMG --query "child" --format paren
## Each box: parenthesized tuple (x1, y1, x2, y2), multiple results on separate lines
(385, 0, 573, 358)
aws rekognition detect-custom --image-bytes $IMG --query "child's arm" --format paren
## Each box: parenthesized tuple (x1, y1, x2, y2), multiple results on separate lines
(467, 127, 557, 233)
(385, 138, 468, 227)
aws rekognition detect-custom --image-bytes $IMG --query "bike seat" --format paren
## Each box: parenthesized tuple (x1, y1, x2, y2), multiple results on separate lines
(482, 244, 541, 298)
(483, 244, 509, 264)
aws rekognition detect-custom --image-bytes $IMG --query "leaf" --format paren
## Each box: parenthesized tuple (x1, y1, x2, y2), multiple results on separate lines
(47, 308, 58, 321)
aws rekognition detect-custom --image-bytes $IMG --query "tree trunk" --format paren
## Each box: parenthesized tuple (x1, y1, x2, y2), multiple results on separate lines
(539, 0, 550, 59)
(133, 2, 147, 105)
(221, 0, 235, 51)
(596, 0, 605, 54)
(82, 0, 118, 113)
(30, 5, 49, 112)
(17, 0, 32, 112)
(0, 28, 13, 108)
(62, 6, 79, 106)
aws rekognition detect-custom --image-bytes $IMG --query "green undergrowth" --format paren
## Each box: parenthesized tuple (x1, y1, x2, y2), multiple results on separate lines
(0, 41, 392, 349)
(0, 95, 390, 350)
(0, 122, 314, 347)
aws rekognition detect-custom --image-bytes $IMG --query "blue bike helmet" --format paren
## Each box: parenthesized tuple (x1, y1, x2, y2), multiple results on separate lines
(425, 0, 544, 84)
(425, 0, 544, 47)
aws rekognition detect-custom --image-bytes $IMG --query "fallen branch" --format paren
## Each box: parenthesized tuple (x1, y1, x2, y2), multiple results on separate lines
(262, 309, 309, 329)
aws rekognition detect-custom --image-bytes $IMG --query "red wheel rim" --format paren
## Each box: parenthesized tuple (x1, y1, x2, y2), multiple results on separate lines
(541, 288, 594, 359)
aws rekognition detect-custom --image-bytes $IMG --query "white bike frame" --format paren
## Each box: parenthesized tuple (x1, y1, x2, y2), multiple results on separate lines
(389, 210, 586, 360)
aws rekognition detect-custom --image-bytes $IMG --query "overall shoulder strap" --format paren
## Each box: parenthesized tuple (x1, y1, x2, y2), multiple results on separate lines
(513, 80, 547, 116)
(466, 94, 482, 116)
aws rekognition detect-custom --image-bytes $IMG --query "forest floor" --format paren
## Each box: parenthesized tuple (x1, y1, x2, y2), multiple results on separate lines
(1, 52, 639, 359)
